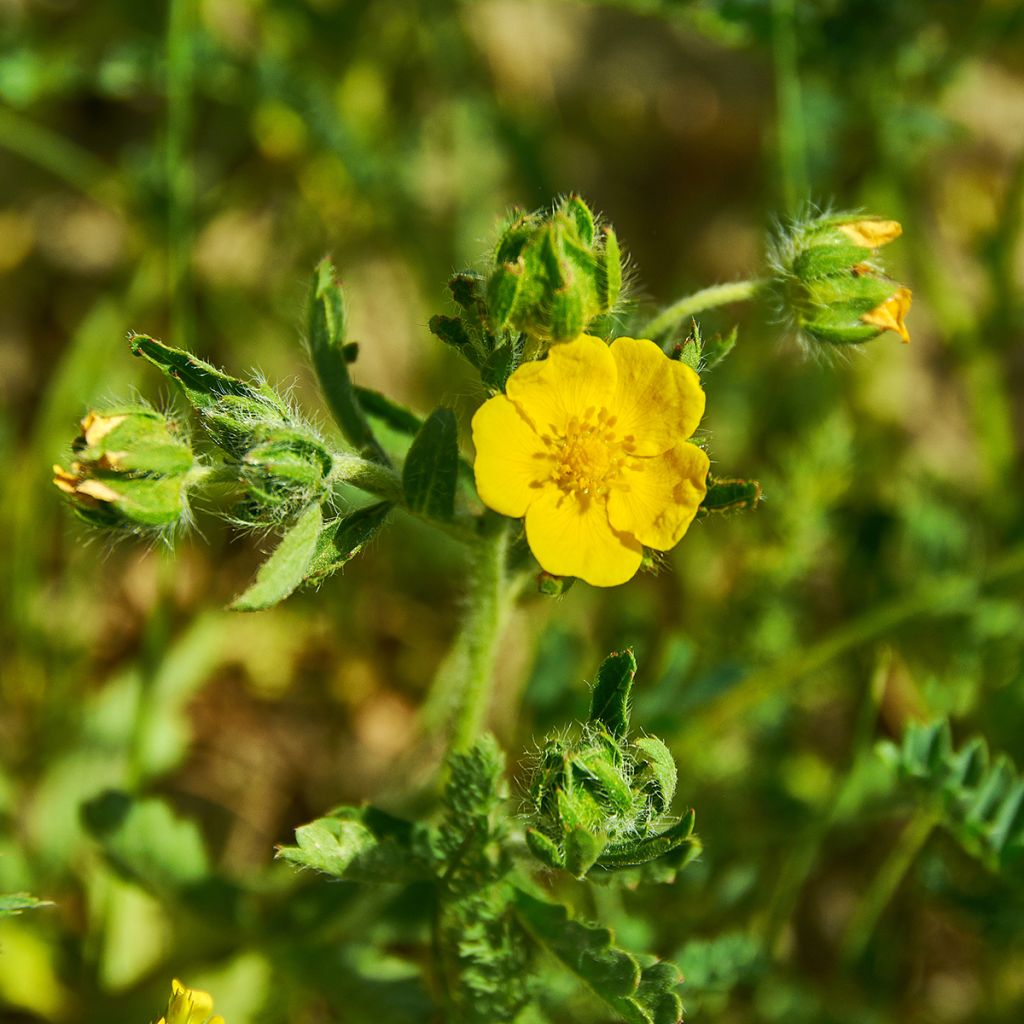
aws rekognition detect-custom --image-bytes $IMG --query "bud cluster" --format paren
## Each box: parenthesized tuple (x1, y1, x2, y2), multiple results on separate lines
(523, 651, 698, 879)
(770, 211, 912, 347)
(53, 406, 197, 532)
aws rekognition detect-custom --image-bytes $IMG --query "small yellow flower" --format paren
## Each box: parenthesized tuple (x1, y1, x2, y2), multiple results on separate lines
(154, 979, 224, 1024)
(472, 334, 709, 587)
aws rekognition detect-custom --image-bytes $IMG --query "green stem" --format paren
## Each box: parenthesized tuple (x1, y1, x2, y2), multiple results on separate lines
(841, 812, 936, 963)
(421, 520, 512, 751)
(167, 0, 195, 346)
(771, 0, 808, 214)
(640, 279, 766, 340)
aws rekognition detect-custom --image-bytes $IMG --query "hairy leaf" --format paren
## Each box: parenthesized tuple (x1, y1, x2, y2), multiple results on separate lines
(513, 889, 683, 1024)
(231, 501, 323, 610)
(303, 502, 392, 587)
(589, 649, 637, 739)
(402, 407, 459, 521)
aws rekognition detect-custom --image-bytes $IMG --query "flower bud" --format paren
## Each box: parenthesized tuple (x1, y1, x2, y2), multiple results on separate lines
(53, 407, 196, 531)
(772, 212, 912, 346)
(153, 978, 224, 1024)
(237, 425, 333, 520)
(486, 195, 623, 345)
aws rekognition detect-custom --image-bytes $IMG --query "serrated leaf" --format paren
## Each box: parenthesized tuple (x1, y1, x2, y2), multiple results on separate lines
(303, 502, 392, 587)
(402, 407, 458, 521)
(81, 791, 208, 892)
(277, 807, 430, 884)
(589, 650, 637, 739)
(513, 889, 683, 1023)
(0, 894, 53, 917)
(880, 718, 1024, 871)
(231, 501, 323, 610)
(309, 259, 387, 462)
(696, 476, 762, 517)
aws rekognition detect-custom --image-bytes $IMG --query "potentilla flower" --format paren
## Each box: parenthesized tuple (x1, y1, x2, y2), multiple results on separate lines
(472, 334, 709, 587)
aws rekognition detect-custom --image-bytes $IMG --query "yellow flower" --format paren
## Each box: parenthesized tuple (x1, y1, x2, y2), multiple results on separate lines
(861, 285, 912, 344)
(472, 334, 709, 587)
(154, 979, 224, 1024)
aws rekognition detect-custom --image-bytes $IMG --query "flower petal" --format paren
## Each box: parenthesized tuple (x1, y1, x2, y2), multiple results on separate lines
(606, 441, 709, 550)
(472, 394, 549, 518)
(506, 334, 617, 437)
(608, 336, 705, 454)
(525, 487, 642, 587)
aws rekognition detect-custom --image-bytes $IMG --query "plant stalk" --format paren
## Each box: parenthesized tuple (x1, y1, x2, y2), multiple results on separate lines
(640, 279, 766, 340)
(421, 519, 512, 751)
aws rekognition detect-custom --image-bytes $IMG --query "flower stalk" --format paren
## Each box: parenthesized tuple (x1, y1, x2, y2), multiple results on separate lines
(640, 278, 766, 340)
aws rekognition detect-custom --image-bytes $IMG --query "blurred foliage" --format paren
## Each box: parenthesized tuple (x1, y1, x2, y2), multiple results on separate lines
(2, 0, 1024, 1022)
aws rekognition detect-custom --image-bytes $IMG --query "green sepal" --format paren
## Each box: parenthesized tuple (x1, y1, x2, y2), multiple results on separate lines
(565, 194, 595, 246)
(564, 826, 608, 879)
(793, 241, 874, 280)
(633, 736, 677, 814)
(526, 827, 565, 870)
(231, 501, 323, 611)
(697, 476, 762, 517)
(71, 406, 193, 476)
(549, 286, 585, 342)
(589, 649, 637, 739)
(277, 806, 432, 884)
(574, 745, 635, 817)
(486, 263, 524, 332)
(129, 334, 287, 456)
(597, 811, 698, 871)
(701, 325, 738, 370)
(66, 474, 190, 531)
(480, 336, 523, 392)
(239, 427, 332, 514)
(402, 407, 459, 521)
(308, 259, 387, 462)
(601, 226, 623, 310)
(537, 572, 576, 596)
(303, 501, 392, 588)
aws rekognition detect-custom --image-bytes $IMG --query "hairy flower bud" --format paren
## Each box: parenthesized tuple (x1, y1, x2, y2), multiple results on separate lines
(238, 425, 333, 520)
(771, 212, 912, 346)
(486, 195, 623, 345)
(53, 407, 197, 531)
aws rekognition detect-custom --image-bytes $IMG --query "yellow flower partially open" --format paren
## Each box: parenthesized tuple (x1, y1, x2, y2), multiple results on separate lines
(472, 334, 709, 587)
(154, 979, 224, 1024)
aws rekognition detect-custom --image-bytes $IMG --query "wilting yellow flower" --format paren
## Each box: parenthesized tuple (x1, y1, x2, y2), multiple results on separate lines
(472, 334, 709, 586)
(154, 979, 224, 1024)
(861, 285, 912, 344)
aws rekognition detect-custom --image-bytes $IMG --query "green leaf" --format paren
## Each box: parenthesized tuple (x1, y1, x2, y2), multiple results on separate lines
(0, 893, 53, 917)
(354, 386, 424, 436)
(513, 889, 683, 1024)
(480, 338, 523, 392)
(129, 334, 288, 455)
(879, 718, 1024, 872)
(277, 807, 431, 884)
(696, 476, 763, 517)
(303, 502, 392, 587)
(588, 649, 637, 739)
(231, 502, 323, 610)
(81, 791, 208, 892)
(402, 407, 459, 521)
(308, 259, 387, 462)
(676, 932, 765, 997)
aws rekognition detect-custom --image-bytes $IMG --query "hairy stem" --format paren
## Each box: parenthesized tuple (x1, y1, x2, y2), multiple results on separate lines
(421, 519, 512, 751)
(841, 812, 936, 963)
(640, 279, 766, 340)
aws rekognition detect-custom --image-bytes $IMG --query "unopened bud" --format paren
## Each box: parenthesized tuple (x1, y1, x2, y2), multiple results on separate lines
(486, 196, 624, 345)
(53, 406, 195, 530)
(238, 425, 332, 519)
(772, 212, 912, 346)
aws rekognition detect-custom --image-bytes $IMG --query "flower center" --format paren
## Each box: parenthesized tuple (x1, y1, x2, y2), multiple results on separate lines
(545, 408, 634, 499)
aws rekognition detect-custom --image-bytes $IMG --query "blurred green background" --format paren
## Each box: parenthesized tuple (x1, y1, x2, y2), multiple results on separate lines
(2, 1, 1024, 1021)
